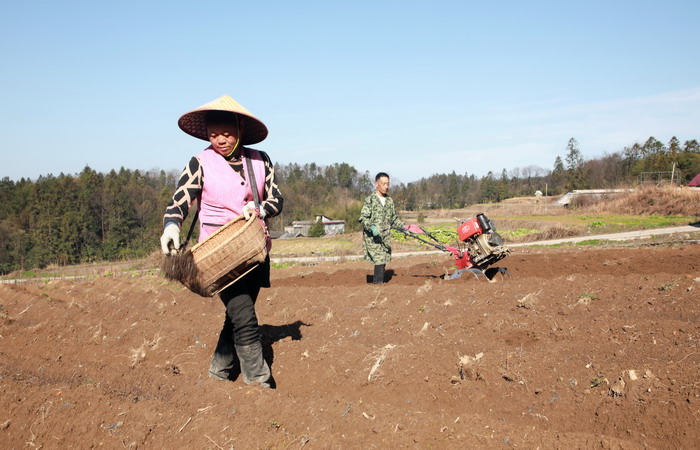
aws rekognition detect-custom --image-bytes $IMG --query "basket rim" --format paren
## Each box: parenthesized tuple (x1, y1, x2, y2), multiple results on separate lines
(189, 214, 257, 252)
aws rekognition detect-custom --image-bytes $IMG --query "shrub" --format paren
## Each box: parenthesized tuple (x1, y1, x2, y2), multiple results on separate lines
(308, 220, 325, 238)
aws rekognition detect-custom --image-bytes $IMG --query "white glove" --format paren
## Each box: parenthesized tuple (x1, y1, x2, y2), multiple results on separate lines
(242, 201, 259, 220)
(160, 223, 180, 255)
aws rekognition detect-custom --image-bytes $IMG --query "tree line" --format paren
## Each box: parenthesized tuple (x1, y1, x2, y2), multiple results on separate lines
(391, 136, 699, 209)
(0, 167, 175, 273)
(0, 163, 374, 273)
(0, 136, 697, 273)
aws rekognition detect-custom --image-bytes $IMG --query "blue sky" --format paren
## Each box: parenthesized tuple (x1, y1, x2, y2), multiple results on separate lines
(2, 1, 698, 184)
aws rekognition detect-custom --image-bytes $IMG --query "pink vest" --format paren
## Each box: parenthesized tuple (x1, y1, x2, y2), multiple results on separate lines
(196, 147, 268, 245)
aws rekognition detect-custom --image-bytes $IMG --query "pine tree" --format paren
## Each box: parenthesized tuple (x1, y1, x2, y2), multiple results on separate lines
(308, 219, 325, 237)
(564, 138, 587, 190)
(642, 137, 665, 157)
(446, 171, 460, 208)
(668, 137, 681, 156)
(77, 166, 103, 262)
(683, 139, 699, 153)
(553, 156, 565, 173)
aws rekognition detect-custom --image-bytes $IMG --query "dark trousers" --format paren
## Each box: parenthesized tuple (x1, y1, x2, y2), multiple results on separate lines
(373, 264, 385, 284)
(218, 269, 262, 347)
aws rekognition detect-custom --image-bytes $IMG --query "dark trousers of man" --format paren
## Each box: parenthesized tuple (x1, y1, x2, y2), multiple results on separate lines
(209, 264, 272, 387)
(373, 264, 386, 284)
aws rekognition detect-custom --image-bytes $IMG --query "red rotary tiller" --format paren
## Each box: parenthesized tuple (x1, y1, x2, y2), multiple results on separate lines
(394, 213, 511, 280)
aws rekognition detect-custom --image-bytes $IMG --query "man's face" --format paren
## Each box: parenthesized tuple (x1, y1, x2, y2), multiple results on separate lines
(207, 123, 240, 156)
(375, 176, 390, 196)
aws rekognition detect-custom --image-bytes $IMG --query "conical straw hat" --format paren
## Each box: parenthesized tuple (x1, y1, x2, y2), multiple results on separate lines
(178, 95, 268, 145)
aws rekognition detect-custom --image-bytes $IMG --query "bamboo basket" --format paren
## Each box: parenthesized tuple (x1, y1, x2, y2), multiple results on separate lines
(180, 214, 268, 297)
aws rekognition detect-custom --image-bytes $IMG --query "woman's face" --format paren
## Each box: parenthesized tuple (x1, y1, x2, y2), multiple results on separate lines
(207, 123, 240, 156)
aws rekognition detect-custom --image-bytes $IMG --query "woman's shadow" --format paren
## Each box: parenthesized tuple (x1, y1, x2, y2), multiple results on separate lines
(259, 320, 311, 387)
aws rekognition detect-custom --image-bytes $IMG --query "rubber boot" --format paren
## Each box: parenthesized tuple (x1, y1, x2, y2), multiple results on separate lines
(235, 341, 272, 388)
(373, 264, 385, 284)
(208, 328, 237, 381)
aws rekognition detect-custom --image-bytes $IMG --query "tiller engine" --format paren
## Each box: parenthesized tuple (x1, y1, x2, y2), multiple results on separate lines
(395, 213, 511, 280)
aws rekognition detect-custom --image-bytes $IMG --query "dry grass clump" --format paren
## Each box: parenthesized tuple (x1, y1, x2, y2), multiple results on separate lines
(160, 251, 207, 296)
(493, 218, 530, 230)
(570, 194, 618, 209)
(128, 334, 163, 366)
(585, 186, 700, 217)
(526, 226, 580, 241)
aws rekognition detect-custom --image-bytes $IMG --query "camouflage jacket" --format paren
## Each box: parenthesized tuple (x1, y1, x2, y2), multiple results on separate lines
(359, 192, 404, 264)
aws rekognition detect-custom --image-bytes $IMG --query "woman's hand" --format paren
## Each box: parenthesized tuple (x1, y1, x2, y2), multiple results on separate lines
(160, 223, 181, 255)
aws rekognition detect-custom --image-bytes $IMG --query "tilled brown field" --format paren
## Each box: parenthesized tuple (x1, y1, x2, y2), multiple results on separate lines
(1, 243, 699, 448)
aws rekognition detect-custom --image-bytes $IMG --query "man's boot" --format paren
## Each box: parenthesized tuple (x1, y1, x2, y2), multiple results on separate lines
(235, 341, 272, 388)
(208, 328, 238, 381)
(373, 264, 385, 284)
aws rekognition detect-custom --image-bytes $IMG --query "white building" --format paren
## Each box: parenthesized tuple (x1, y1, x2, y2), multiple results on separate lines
(284, 215, 346, 237)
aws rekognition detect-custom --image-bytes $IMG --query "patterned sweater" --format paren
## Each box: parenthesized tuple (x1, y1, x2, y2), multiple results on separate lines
(163, 147, 283, 227)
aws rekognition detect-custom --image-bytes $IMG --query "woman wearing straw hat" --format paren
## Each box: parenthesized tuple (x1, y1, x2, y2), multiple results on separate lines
(160, 95, 283, 388)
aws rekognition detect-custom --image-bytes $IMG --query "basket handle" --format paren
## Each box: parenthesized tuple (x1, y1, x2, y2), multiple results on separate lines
(180, 209, 198, 251)
(177, 203, 199, 252)
(244, 149, 261, 210)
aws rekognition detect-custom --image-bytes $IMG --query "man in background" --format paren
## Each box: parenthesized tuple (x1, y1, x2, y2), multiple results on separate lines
(359, 172, 422, 284)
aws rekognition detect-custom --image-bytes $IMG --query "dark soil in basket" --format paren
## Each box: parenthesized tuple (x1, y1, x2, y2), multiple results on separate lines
(161, 250, 208, 297)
